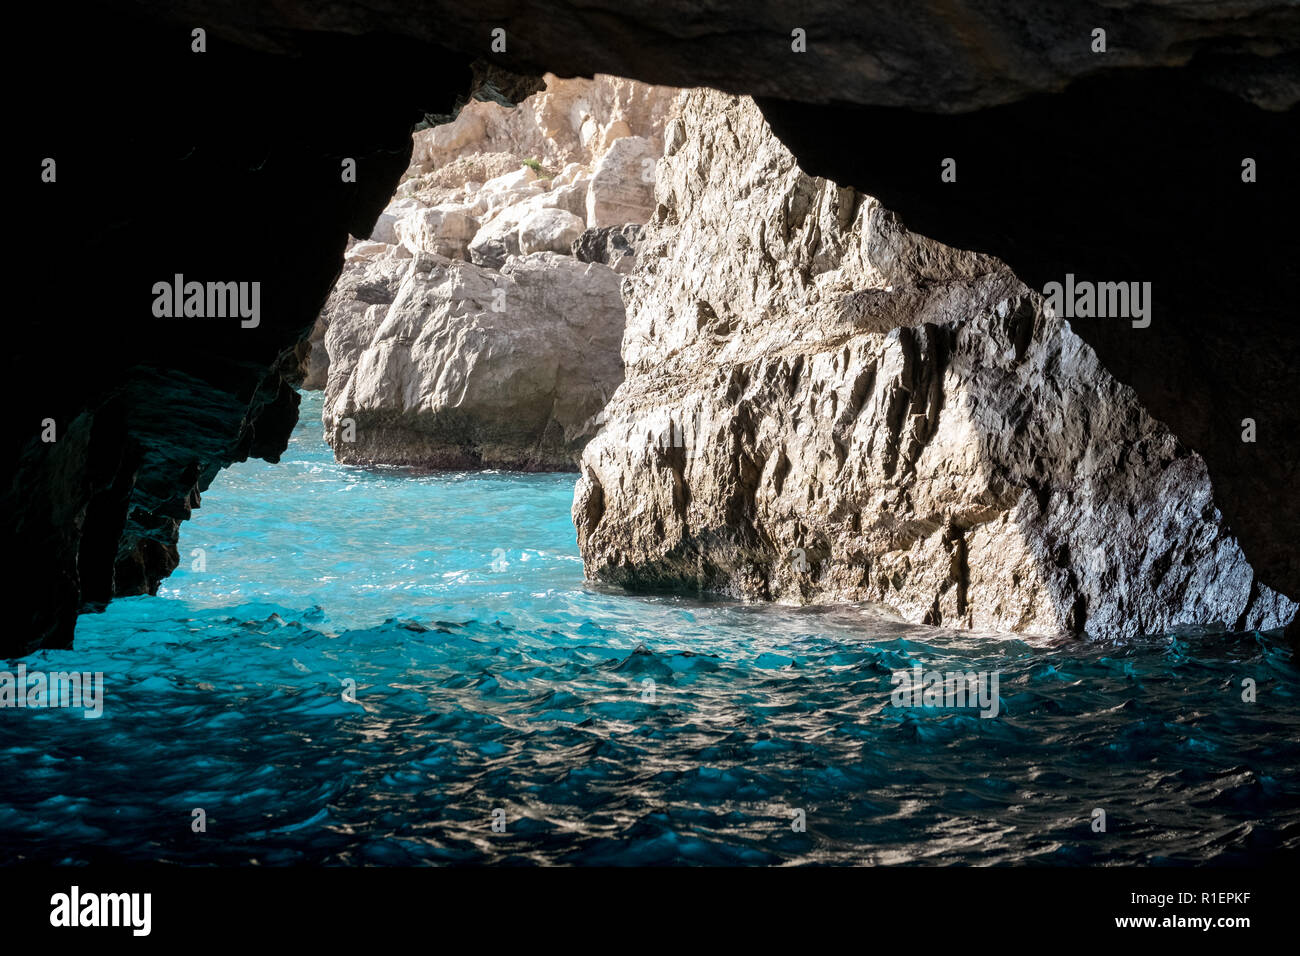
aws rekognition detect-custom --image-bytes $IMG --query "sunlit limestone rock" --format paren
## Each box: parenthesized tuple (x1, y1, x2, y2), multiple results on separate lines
(585, 135, 657, 228)
(394, 205, 480, 259)
(307, 243, 412, 392)
(322, 251, 626, 470)
(541, 180, 590, 220)
(411, 73, 678, 172)
(466, 196, 535, 269)
(466, 173, 590, 266)
(308, 75, 679, 389)
(466, 169, 571, 266)
(478, 164, 542, 209)
(573, 90, 1297, 639)
(368, 198, 421, 244)
(518, 207, 587, 255)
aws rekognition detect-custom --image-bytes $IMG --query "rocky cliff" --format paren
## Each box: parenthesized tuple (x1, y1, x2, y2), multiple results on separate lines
(574, 91, 1296, 639)
(320, 247, 625, 470)
(312, 74, 675, 470)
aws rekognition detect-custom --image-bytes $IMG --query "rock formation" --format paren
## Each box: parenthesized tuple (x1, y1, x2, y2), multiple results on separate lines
(411, 73, 676, 172)
(9, 1, 1297, 655)
(573, 91, 1296, 639)
(321, 248, 625, 470)
(585, 136, 657, 227)
(309, 73, 679, 470)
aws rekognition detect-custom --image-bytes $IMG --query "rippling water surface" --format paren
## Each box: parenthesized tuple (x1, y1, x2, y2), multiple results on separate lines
(4, 391, 1297, 865)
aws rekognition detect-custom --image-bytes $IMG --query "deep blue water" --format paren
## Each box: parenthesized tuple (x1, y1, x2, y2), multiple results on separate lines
(3, 391, 1297, 865)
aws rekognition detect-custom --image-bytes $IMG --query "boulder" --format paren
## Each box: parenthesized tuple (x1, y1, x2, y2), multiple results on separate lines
(551, 162, 587, 188)
(304, 250, 411, 392)
(541, 181, 588, 219)
(518, 208, 586, 255)
(467, 203, 531, 268)
(394, 205, 479, 259)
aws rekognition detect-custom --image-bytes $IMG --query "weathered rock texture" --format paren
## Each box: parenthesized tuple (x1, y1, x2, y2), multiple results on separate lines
(585, 136, 657, 227)
(574, 91, 1297, 639)
(412, 72, 677, 173)
(322, 249, 626, 470)
(9, 1, 1298, 655)
(755, 80, 1300, 627)
(309, 74, 677, 470)
(573, 225, 644, 275)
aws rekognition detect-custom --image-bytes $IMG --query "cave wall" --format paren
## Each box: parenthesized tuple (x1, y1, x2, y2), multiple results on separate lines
(7, 1, 1298, 655)
(103, 1, 1300, 112)
(8, 6, 479, 654)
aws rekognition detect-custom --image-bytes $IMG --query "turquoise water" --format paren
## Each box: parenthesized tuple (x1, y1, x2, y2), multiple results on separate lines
(3, 391, 1297, 865)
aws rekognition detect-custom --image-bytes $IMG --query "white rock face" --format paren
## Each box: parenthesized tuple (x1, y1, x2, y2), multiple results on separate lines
(346, 239, 395, 261)
(467, 198, 536, 268)
(572, 90, 1297, 639)
(368, 197, 421, 244)
(394, 205, 479, 259)
(543, 180, 589, 219)
(322, 251, 627, 470)
(479, 165, 541, 207)
(305, 248, 411, 390)
(411, 73, 677, 173)
(518, 208, 587, 255)
(552, 162, 586, 188)
(303, 74, 681, 469)
(586, 135, 657, 228)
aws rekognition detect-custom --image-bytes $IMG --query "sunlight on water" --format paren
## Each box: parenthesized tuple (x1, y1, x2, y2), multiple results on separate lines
(3, 391, 1296, 865)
